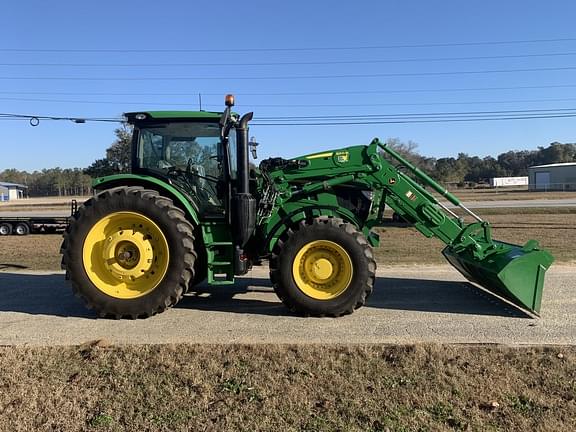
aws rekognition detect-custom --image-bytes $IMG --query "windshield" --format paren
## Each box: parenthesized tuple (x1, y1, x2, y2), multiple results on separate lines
(137, 122, 221, 176)
(137, 121, 224, 214)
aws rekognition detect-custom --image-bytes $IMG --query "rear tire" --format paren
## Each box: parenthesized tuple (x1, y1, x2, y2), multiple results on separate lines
(189, 246, 208, 288)
(270, 217, 376, 317)
(14, 222, 30, 236)
(61, 186, 197, 318)
(0, 223, 12, 236)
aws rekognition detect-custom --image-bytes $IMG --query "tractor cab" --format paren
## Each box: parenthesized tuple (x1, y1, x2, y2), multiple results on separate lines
(120, 97, 258, 284)
(124, 110, 238, 217)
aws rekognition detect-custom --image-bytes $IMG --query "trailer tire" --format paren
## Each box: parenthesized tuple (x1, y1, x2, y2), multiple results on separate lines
(0, 223, 12, 236)
(61, 186, 197, 318)
(270, 217, 376, 317)
(14, 222, 30, 236)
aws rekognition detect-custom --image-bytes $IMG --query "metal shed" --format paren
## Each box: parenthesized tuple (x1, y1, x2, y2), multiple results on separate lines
(0, 182, 27, 201)
(528, 162, 576, 191)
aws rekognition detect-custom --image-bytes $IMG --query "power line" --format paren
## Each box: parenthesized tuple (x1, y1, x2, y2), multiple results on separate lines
(3, 112, 573, 125)
(255, 108, 576, 120)
(252, 114, 576, 126)
(1, 65, 576, 81)
(4, 96, 576, 108)
(0, 112, 120, 123)
(2, 51, 576, 67)
(1, 83, 576, 97)
(1, 37, 575, 53)
(251, 115, 576, 125)
(3, 107, 576, 126)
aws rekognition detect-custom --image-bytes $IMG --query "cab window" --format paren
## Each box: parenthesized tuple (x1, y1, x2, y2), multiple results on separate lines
(137, 121, 224, 214)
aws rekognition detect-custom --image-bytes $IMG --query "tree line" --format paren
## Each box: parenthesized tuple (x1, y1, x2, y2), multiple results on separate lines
(0, 167, 92, 197)
(1, 128, 575, 197)
(0, 126, 131, 197)
(385, 138, 576, 186)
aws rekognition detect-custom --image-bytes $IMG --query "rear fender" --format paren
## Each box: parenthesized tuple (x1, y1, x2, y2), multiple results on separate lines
(92, 174, 200, 225)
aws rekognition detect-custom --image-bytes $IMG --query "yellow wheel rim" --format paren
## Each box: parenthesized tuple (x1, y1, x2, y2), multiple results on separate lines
(292, 240, 353, 300)
(82, 212, 170, 299)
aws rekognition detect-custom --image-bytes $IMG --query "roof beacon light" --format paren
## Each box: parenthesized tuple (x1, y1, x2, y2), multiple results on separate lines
(225, 94, 235, 107)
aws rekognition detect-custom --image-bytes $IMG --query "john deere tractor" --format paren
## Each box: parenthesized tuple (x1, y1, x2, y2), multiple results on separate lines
(61, 95, 554, 318)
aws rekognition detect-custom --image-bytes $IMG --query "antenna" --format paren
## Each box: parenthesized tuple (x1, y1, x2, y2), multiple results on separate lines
(198, 93, 203, 111)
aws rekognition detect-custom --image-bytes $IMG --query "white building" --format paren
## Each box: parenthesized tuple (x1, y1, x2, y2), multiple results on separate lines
(0, 182, 27, 201)
(528, 162, 576, 191)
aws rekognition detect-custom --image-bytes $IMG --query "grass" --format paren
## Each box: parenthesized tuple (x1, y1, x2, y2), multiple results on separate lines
(0, 235, 63, 270)
(443, 187, 576, 201)
(0, 344, 574, 431)
(375, 209, 576, 265)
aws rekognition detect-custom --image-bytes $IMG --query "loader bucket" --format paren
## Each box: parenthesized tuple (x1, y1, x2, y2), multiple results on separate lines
(442, 240, 554, 315)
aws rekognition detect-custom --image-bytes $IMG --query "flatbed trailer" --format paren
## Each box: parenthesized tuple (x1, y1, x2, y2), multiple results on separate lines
(0, 200, 76, 236)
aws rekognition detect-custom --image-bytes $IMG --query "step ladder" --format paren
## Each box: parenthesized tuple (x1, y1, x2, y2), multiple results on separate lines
(202, 222, 235, 285)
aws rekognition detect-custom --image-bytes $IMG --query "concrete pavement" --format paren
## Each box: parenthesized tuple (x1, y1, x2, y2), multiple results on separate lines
(0, 265, 573, 346)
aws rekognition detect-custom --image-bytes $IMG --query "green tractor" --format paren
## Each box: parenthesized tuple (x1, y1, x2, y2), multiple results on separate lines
(61, 96, 554, 318)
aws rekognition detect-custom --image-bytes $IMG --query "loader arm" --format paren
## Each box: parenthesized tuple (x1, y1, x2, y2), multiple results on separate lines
(262, 138, 554, 314)
(369, 139, 554, 314)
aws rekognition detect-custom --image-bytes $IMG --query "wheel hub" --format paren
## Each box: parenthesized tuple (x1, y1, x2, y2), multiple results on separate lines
(82, 212, 169, 299)
(311, 258, 333, 280)
(292, 240, 353, 300)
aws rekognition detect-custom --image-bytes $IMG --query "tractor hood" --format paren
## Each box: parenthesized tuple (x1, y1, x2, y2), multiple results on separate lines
(259, 144, 374, 182)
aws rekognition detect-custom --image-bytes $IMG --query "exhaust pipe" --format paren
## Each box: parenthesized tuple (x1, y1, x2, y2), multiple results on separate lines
(236, 112, 254, 194)
(232, 112, 256, 274)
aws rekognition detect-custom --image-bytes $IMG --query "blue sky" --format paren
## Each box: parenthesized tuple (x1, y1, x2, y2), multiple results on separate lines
(1, 0, 576, 171)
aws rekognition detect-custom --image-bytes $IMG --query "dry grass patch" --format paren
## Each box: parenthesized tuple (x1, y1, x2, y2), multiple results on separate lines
(0, 344, 574, 431)
(0, 235, 62, 270)
(376, 210, 576, 265)
(446, 188, 576, 201)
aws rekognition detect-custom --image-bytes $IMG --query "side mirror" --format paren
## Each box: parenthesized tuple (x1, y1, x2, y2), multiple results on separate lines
(249, 136, 259, 159)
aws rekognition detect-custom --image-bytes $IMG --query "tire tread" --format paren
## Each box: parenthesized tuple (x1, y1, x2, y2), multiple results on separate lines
(61, 186, 196, 319)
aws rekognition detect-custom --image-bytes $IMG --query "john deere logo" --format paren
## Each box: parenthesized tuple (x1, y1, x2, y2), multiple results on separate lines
(335, 151, 349, 163)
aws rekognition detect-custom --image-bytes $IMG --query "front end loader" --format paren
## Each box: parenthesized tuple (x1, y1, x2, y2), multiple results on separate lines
(61, 96, 554, 318)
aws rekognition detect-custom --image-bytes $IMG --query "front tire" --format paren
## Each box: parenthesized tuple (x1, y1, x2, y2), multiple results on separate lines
(270, 218, 376, 317)
(61, 186, 197, 318)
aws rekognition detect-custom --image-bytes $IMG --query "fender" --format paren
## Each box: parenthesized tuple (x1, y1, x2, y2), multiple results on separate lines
(92, 174, 200, 225)
(263, 205, 364, 253)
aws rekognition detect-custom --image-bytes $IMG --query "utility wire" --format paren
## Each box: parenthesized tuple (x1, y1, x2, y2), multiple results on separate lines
(3, 108, 576, 126)
(252, 114, 576, 126)
(4, 96, 576, 108)
(0, 112, 120, 123)
(2, 51, 576, 67)
(255, 108, 576, 120)
(5, 114, 575, 126)
(1, 83, 576, 97)
(1, 37, 575, 52)
(1, 65, 575, 80)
